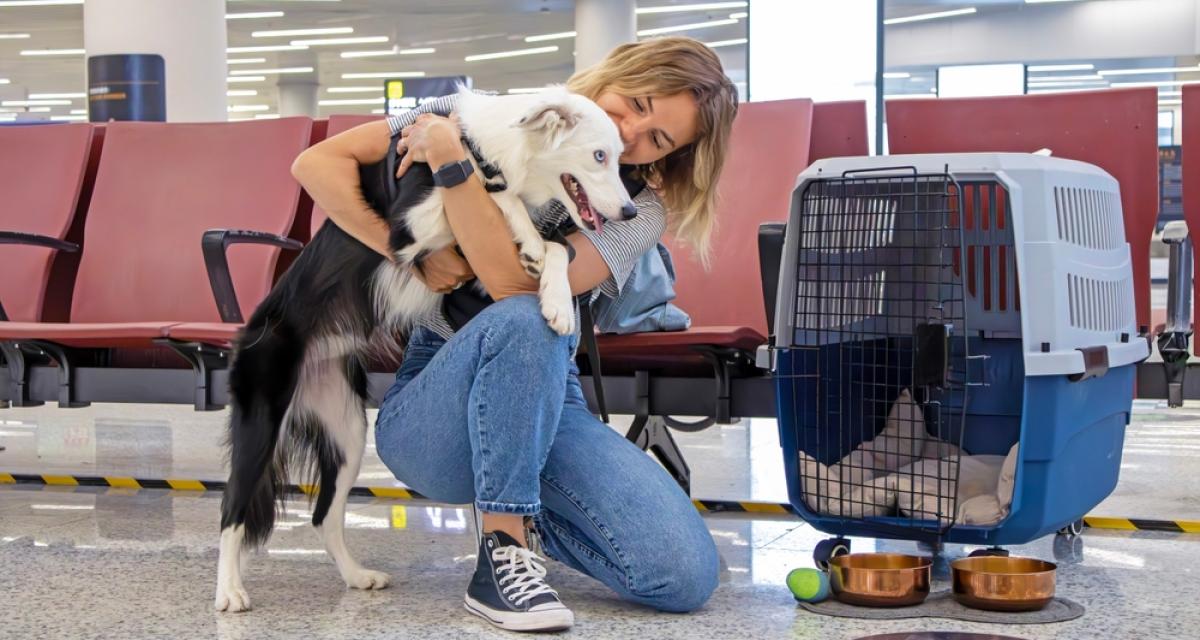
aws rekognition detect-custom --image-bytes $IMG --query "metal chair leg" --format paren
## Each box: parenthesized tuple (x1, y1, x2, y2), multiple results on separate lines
(1161, 221, 1193, 407)
(621, 370, 694, 495)
(2, 342, 44, 408)
(27, 340, 90, 408)
(626, 413, 693, 495)
(641, 416, 692, 495)
(158, 340, 228, 411)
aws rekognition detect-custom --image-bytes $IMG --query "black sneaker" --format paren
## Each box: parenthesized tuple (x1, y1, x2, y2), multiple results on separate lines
(464, 530, 574, 632)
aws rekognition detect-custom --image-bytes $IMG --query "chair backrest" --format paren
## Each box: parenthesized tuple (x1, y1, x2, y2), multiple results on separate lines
(0, 123, 99, 322)
(310, 114, 386, 234)
(69, 118, 314, 323)
(1181, 85, 1200, 350)
(810, 100, 869, 163)
(270, 118, 329, 279)
(886, 88, 1160, 329)
(665, 98, 814, 336)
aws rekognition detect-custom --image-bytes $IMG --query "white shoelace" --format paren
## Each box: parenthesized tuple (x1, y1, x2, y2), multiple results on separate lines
(492, 545, 559, 607)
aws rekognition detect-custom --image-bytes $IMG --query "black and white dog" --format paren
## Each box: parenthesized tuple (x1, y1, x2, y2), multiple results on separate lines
(215, 86, 633, 612)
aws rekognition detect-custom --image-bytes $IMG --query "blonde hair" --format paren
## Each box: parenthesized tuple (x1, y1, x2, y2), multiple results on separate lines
(567, 36, 738, 263)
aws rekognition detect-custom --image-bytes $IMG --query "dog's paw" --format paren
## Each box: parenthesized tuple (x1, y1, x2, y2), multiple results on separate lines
(541, 297, 575, 336)
(518, 243, 545, 279)
(344, 568, 391, 590)
(215, 583, 252, 613)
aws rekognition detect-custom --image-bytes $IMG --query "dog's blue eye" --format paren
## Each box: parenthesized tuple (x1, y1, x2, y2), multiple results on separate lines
(594, 150, 606, 163)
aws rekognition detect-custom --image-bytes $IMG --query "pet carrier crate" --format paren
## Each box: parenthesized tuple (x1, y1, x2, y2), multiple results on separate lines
(770, 153, 1149, 567)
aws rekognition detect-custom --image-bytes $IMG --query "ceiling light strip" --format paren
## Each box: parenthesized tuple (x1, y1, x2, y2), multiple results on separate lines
(883, 7, 977, 26)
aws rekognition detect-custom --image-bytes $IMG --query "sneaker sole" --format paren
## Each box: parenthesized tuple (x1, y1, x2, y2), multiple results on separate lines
(464, 595, 574, 632)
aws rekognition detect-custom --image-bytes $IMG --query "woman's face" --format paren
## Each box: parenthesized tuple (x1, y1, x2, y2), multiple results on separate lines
(594, 90, 700, 166)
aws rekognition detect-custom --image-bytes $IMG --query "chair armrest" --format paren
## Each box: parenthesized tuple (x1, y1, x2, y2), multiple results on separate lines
(201, 229, 304, 324)
(0, 231, 80, 321)
(0, 231, 79, 253)
(758, 222, 786, 337)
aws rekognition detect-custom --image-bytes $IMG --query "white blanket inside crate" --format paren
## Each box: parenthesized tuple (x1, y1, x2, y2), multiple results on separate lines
(798, 388, 1018, 525)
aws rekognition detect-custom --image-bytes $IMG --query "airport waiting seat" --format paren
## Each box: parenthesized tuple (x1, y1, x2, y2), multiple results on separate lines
(164, 114, 378, 351)
(0, 123, 103, 406)
(0, 118, 315, 408)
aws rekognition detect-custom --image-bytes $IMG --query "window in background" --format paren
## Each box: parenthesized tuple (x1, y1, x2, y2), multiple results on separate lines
(1158, 110, 1175, 146)
(749, 0, 878, 148)
(1159, 143, 1182, 230)
(937, 63, 1026, 98)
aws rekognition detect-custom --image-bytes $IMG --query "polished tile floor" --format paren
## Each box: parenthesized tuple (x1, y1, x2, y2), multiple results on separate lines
(1, 400, 1198, 639)
(1, 398, 1197, 520)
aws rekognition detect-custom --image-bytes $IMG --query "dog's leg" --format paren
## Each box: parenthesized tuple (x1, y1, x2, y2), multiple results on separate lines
(495, 194, 547, 279)
(489, 193, 573, 335)
(300, 356, 391, 591)
(216, 524, 251, 611)
(216, 331, 302, 613)
(539, 242, 575, 336)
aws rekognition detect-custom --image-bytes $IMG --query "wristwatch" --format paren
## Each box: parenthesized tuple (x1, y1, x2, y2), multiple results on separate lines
(431, 158, 474, 189)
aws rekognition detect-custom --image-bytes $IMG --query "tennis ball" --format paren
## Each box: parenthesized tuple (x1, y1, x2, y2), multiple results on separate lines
(787, 568, 831, 603)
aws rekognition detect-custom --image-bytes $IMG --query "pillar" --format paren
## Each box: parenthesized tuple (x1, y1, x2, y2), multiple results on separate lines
(574, 0, 636, 73)
(275, 50, 319, 118)
(277, 77, 319, 118)
(83, 0, 227, 122)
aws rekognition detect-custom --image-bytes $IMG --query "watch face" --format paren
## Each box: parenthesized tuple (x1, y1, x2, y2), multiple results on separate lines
(436, 160, 470, 187)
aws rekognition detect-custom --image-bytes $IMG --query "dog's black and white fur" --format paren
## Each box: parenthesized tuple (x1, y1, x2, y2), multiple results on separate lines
(214, 86, 633, 612)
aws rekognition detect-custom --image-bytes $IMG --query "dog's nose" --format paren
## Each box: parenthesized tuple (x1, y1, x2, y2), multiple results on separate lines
(620, 202, 638, 220)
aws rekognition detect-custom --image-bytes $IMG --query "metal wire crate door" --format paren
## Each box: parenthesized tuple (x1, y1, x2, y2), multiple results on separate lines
(789, 168, 970, 534)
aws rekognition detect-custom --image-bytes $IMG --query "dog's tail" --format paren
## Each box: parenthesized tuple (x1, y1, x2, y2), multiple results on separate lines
(220, 317, 305, 549)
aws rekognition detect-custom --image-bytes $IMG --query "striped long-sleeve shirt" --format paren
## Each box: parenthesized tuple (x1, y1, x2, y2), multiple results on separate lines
(384, 94, 667, 338)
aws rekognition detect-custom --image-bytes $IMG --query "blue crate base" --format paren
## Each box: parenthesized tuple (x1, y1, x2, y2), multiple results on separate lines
(776, 341, 1134, 546)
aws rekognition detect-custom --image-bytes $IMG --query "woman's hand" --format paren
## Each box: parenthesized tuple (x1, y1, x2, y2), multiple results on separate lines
(395, 112, 465, 178)
(414, 245, 476, 294)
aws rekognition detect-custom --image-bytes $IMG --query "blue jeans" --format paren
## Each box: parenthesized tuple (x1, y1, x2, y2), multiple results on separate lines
(374, 295, 719, 612)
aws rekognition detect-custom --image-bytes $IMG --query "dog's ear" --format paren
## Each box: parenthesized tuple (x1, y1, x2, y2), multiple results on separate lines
(515, 102, 581, 150)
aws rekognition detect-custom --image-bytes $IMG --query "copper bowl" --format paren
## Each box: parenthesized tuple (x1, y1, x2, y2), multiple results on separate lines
(951, 556, 1057, 612)
(829, 553, 932, 607)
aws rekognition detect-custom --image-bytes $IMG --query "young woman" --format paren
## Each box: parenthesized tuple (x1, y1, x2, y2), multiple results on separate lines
(291, 36, 738, 632)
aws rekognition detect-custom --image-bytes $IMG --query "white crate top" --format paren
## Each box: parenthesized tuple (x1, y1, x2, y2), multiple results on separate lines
(779, 152, 1149, 378)
(799, 152, 1114, 186)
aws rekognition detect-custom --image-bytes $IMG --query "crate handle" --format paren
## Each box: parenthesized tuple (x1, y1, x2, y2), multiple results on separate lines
(841, 165, 919, 178)
(1067, 346, 1110, 382)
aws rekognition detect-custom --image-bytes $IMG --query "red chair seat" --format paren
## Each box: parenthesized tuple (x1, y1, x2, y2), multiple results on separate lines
(596, 325, 765, 355)
(165, 322, 241, 346)
(594, 326, 766, 375)
(0, 321, 178, 348)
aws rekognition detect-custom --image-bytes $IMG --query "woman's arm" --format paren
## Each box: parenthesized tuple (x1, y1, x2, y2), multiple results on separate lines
(292, 113, 620, 300)
(435, 166, 614, 299)
(403, 115, 616, 300)
(291, 94, 460, 262)
(290, 120, 395, 260)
